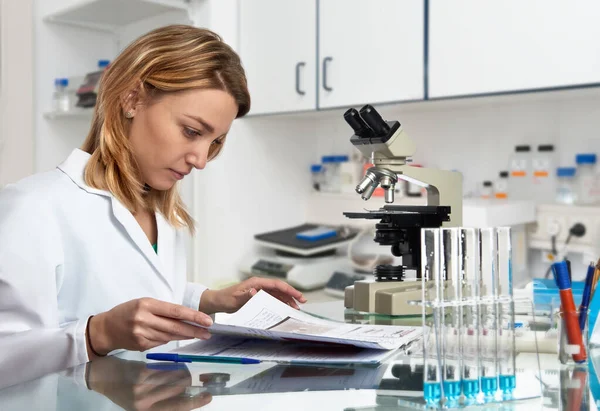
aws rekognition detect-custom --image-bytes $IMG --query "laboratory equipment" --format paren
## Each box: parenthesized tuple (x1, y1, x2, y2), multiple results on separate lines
(494, 171, 508, 199)
(555, 167, 577, 204)
(324, 271, 368, 298)
(575, 153, 597, 204)
(419, 227, 541, 408)
(238, 224, 359, 291)
(532, 144, 556, 203)
(320, 155, 348, 193)
(480, 181, 493, 199)
(310, 164, 323, 191)
(52, 78, 71, 112)
(509, 145, 531, 200)
(76, 59, 111, 108)
(340, 104, 462, 315)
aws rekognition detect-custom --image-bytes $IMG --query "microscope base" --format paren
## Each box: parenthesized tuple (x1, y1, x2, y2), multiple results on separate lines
(344, 280, 430, 316)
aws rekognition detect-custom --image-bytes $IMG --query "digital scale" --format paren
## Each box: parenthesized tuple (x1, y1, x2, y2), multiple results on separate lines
(239, 224, 360, 291)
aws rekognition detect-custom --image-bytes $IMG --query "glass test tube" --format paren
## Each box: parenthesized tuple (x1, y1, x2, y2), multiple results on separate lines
(460, 228, 481, 402)
(421, 228, 442, 406)
(440, 228, 462, 405)
(479, 228, 499, 400)
(496, 228, 516, 398)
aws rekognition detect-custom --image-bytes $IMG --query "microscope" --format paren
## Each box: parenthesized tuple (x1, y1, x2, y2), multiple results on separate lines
(342, 104, 462, 316)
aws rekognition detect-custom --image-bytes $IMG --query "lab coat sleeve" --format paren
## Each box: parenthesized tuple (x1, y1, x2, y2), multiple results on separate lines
(183, 281, 207, 311)
(0, 186, 89, 368)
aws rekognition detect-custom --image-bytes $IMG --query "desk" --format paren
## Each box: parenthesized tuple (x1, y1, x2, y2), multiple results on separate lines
(0, 299, 597, 410)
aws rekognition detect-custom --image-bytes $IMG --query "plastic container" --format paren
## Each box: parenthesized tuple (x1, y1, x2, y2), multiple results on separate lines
(481, 181, 493, 199)
(556, 167, 577, 205)
(310, 164, 324, 191)
(494, 171, 509, 199)
(321, 155, 348, 193)
(575, 154, 597, 204)
(509, 145, 532, 200)
(532, 145, 557, 203)
(52, 78, 71, 112)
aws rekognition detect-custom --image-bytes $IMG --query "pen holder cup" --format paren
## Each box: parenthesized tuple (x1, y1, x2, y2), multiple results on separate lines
(556, 310, 589, 366)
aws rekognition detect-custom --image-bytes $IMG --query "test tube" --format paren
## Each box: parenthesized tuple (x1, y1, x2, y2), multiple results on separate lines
(460, 228, 481, 402)
(440, 228, 462, 405)
(496, 228, 516, 398)
(479, 228, 499, 400)
(421, 228, 442, 406)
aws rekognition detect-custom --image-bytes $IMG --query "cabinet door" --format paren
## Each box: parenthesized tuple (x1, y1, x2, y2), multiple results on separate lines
(318, 0, 424, 109)
(429, 0, 600, 98)
(239, 0, 316, 115)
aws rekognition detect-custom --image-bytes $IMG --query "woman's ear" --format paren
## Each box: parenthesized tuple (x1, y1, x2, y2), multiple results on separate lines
(120, 82, 145, 116)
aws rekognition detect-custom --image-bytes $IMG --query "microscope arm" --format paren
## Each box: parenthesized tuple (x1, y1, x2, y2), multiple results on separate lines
(390, 165, 463, 227)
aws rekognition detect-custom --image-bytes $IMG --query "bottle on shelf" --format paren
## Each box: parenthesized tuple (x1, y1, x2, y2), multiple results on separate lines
(481, 181, 493, 199)
(532, 144, 557, 203)
(310, 164, 323, 191)
(555, 167, 577, 205)
(320, 155, 348, 193)
(52, 78, 72, 112)
(494, 171, 509, 199)
(508, 145, 532, 200)
(575, 153, 598, 204)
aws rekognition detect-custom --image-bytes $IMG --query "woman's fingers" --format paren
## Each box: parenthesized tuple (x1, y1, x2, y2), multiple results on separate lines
(144, 315, 212, 340)
(246, 278, 307, 303)
(141, 298, 213, 327)
(145, 328, 205, 344)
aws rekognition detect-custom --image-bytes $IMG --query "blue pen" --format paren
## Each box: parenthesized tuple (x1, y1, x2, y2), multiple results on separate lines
(578, 263, 595, 331)
(146, 353, 260, 364)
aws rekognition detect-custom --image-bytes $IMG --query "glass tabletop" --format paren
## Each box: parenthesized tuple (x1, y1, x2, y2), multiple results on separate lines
(0, 300, 597, 410)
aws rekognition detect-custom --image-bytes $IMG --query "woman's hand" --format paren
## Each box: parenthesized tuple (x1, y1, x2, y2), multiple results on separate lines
(87, 356, 213, 410)
(88, 298, 213, 357)
(199, 277, 308, 314)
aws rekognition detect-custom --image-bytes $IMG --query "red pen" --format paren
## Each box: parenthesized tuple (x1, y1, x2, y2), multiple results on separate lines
(552, 261, 587, 363)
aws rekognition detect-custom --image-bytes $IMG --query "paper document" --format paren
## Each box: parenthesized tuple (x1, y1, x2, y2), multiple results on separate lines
(174, 335, 398, 365)
(190, 290, 421, 351)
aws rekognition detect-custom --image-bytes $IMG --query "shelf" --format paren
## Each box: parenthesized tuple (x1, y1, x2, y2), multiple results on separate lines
(43, 0, 189, 32)
(44, 109, 94, 120)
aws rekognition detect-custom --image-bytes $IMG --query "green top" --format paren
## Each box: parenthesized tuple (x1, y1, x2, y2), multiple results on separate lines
(152, 243, 157, 253)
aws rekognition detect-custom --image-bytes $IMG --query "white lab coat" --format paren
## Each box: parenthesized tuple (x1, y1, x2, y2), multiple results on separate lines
(0, 148, 206, 370)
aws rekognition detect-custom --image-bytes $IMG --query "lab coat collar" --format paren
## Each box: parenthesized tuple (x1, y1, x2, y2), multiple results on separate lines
(57, 149, 112, 198)
(57, 149, 174, 292)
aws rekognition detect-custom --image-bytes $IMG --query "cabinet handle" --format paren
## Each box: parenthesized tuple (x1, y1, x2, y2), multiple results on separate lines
(295, 62, 306, 95)
(322, 57, 333, 92)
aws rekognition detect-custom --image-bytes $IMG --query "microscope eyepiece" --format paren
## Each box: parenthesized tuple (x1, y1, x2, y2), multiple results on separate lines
(343, 108, 374, 138)
(359, 104, 390, 137)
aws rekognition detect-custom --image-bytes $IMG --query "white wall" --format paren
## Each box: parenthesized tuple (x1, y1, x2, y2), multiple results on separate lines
(0, 0, 34, 186)
(190, 115, 316, 288)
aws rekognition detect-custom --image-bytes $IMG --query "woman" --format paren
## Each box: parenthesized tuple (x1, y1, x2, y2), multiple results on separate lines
(0, 25, 306, 368)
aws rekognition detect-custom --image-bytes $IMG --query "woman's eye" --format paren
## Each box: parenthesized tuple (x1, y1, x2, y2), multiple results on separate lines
(211, 137, 224, 146)
(183, 127, 202, 138)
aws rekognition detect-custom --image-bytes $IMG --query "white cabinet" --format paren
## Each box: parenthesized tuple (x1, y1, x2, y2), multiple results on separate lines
(318, 0, 424, 109)
(429, 0, 600, 98)
(239, 0, 424, 115)
(239, 0, 316, 115)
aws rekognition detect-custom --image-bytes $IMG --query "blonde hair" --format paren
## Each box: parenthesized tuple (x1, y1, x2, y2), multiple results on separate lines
(81, 25, 250, 234)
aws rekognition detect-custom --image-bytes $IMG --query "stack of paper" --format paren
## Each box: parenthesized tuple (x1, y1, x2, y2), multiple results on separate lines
(179, 290, 422, 365)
